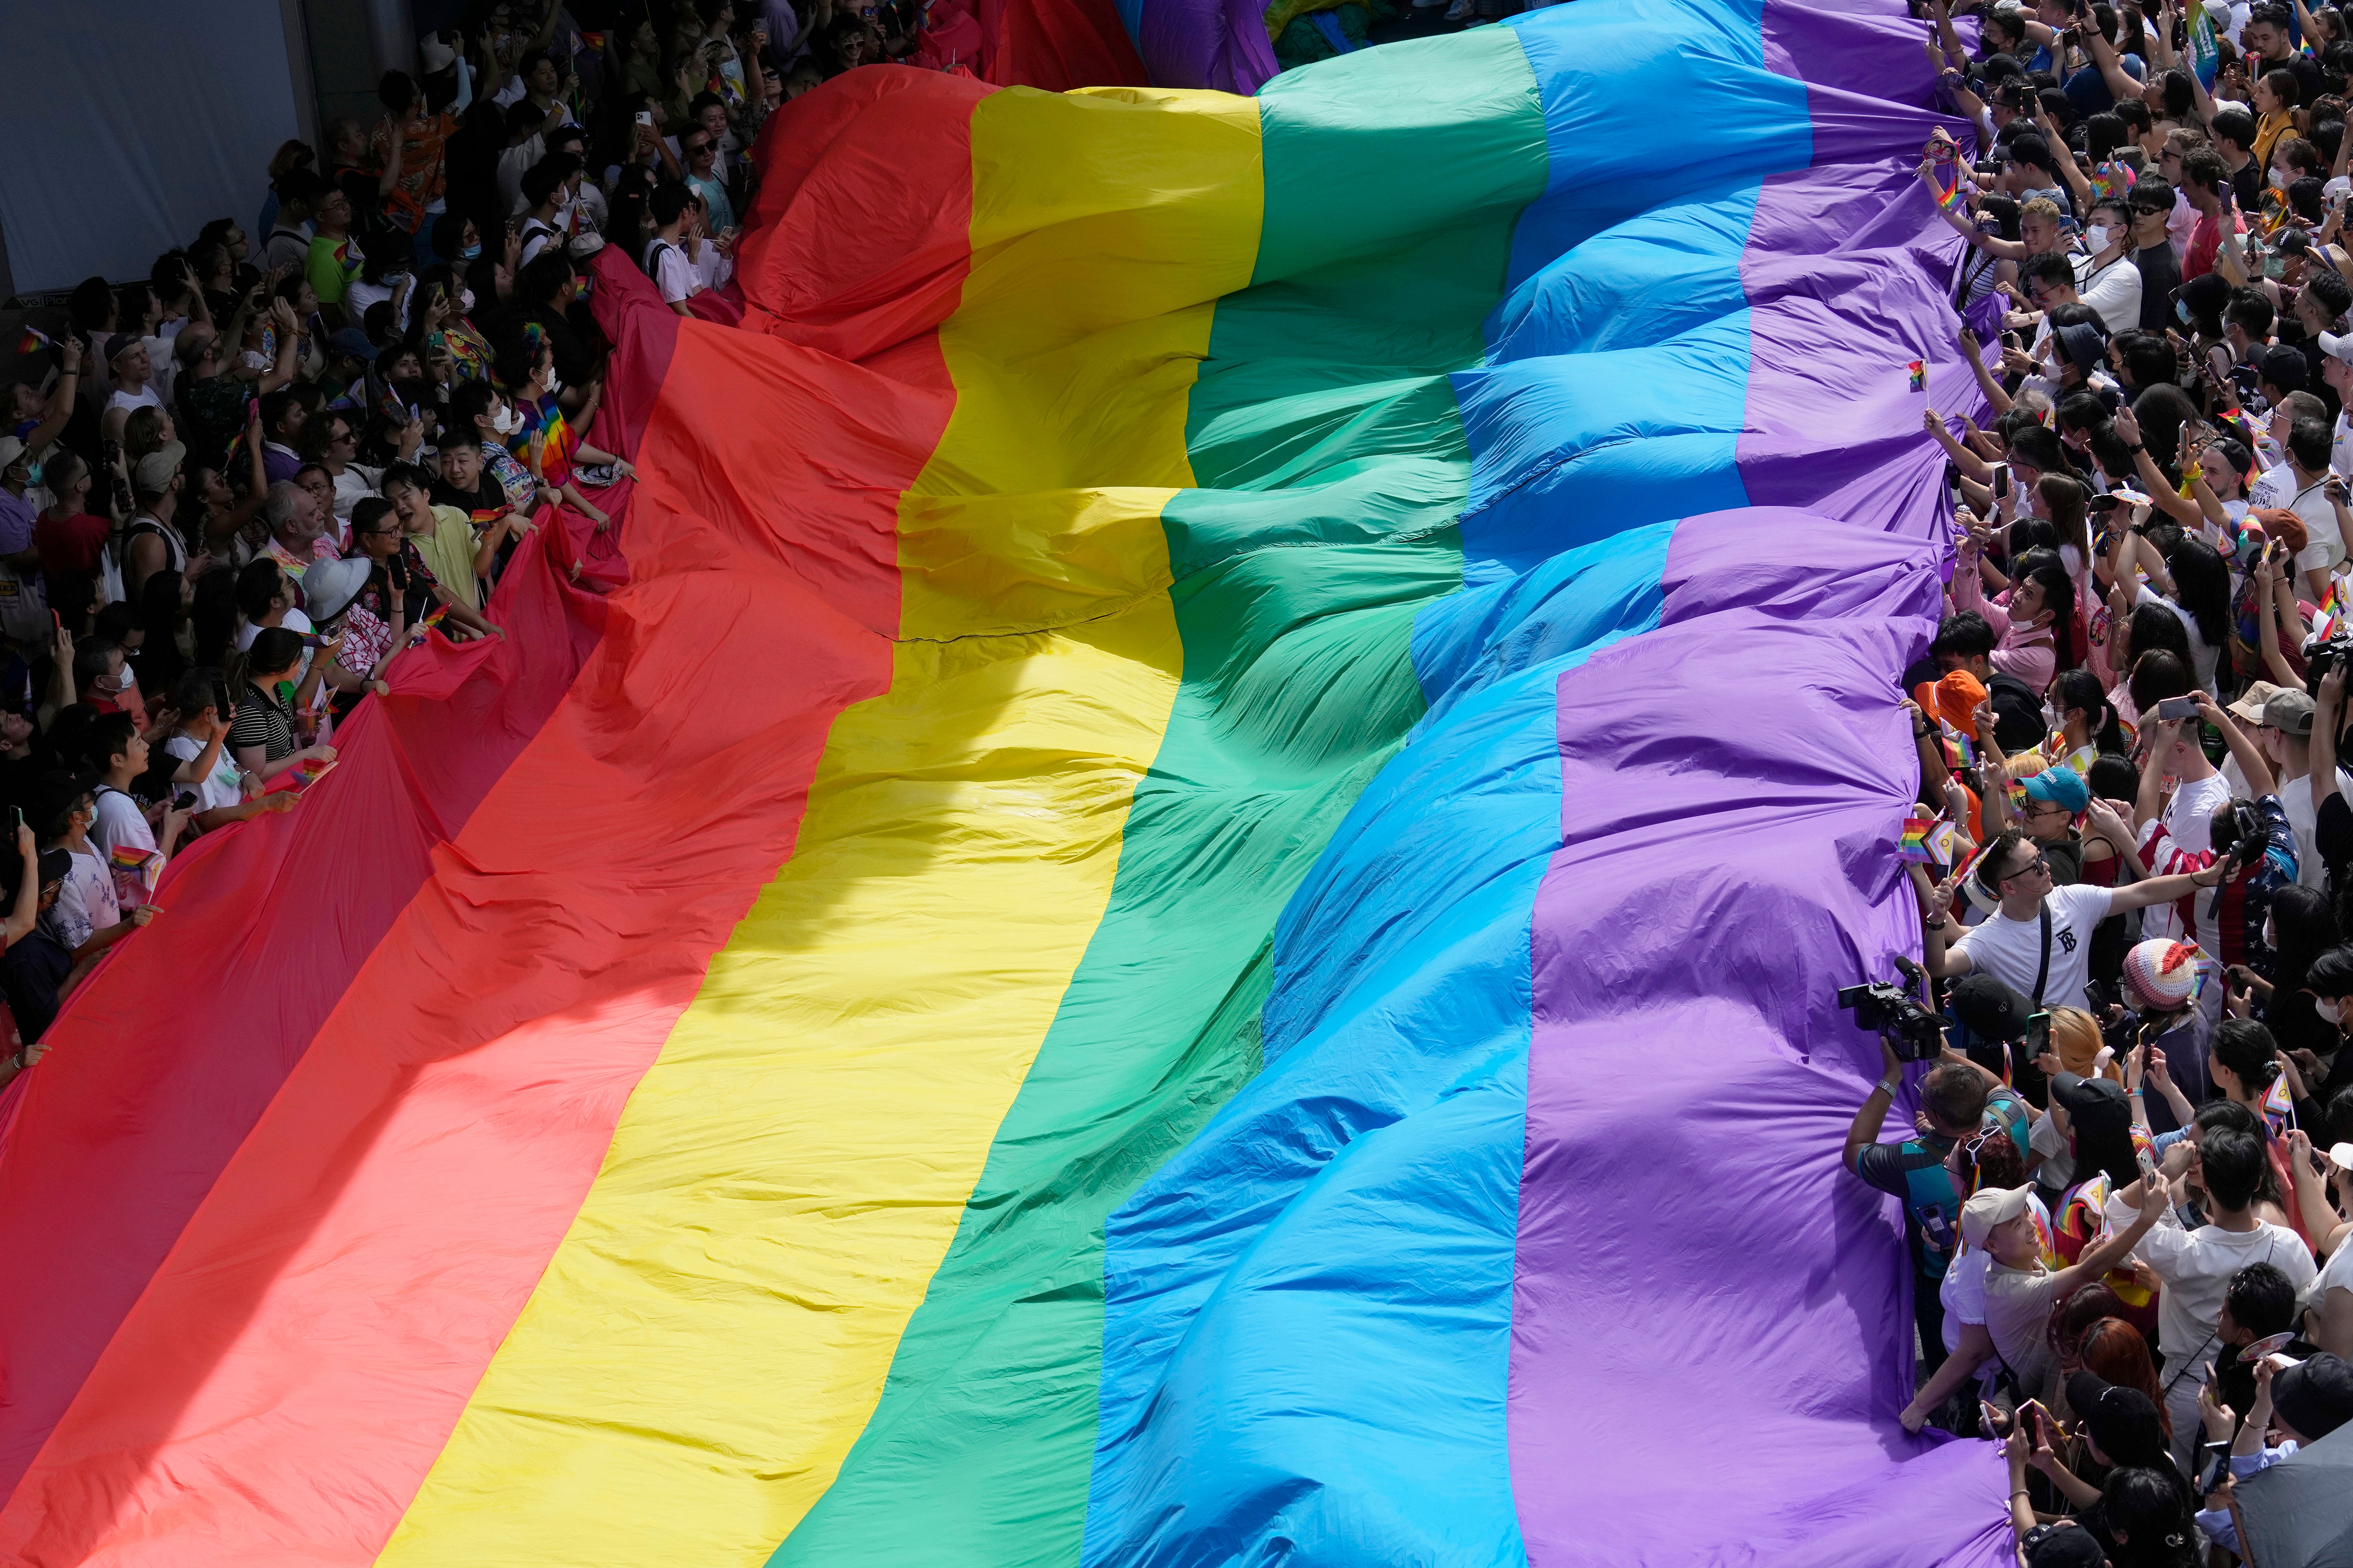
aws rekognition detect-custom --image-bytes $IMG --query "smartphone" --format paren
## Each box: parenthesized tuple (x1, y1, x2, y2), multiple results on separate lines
(8, 805, 19, 834)
(2027, 1010, 2051, 1059)
(635, 110, 653, 126)
(2088, 493, 2122, 513)
(172, 791, 196, 811)
(2157, 695, 2200, 721)
(2137, 1145, 2161, 1184)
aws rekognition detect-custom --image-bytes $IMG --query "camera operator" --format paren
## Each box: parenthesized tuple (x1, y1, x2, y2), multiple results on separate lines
(1925, 830, 2235, 1014)
(1845, 1018, 2034, 1392)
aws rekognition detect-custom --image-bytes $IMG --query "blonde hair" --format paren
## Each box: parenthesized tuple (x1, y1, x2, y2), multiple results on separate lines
(2021, 195, 2065, 226)
(2047, 1007, 2120, 1080)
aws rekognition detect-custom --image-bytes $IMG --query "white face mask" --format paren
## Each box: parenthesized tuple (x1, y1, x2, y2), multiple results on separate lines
(543, 372, 563, 397)
(457, 287, 475, 314)
(492, 404, 522, 436)
(2085, 225, 2112, 253)
(2318, 998, 2343, 1024)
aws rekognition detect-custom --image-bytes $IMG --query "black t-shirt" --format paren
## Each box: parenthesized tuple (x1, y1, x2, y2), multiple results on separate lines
(2232, 156, 2265, 216)
(0, 736, 59, 822)
(431, 475, 506, 523)
(2134, 242, 2181, 333)
(1, 927, 73, 1042)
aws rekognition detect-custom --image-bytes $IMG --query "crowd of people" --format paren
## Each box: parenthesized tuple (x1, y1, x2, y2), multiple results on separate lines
(0, 0, 986, 1080)
(1848, 1, 2353, 1561)
(5, 0, 2351, 1557)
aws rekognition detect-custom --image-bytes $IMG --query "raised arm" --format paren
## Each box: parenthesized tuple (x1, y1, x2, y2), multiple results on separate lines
(2035, 109, 2097, 216)
(2197, 688, 2276, 796)
(2315, 661, 2346, 821)
(2082, 26, 2151, 108)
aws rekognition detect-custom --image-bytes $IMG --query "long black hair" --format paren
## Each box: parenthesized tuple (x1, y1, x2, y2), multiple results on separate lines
(2016, 548, 2080, 670)
(2269, 886, 2338, 991)
(2164, 536, 2231, 651)
(2054, 666, 2127, 753)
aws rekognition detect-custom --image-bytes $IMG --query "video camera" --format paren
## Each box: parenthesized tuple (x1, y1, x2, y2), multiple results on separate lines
(2307, 630, 2353, 696)
(1838, 957, 1946, 1063)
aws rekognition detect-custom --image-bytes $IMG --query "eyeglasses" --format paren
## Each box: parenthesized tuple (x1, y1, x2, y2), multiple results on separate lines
(2003, 853, 2051, 882)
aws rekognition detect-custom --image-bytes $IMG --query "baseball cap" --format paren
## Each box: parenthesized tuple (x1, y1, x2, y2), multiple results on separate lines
(2261, 343, 2310, 391)
(105, 331, 144, 367)
(1960, 1183, 2034, 1249)
(0, 436, 25, 473)
(131, 440, 185, 496)
(2021, 1521, 2107, 1568)
(1953, 973, 2034, 1044)
(327, 327, 377, 364)
(2318, 329, 2353, 367)
(2020, 767, 2089, 814)
(301, 556, 372, 625)
(2065, 1371, 2170, 1468)
(2227, 679, 2285, 723)
(2264, 687, 2317, 736)
(2051, 1071, 2133, 1140)
(2272, 1352, 2353, 1441)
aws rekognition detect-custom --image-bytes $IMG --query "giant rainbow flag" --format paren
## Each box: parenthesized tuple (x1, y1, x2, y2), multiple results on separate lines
(0, 2, 2019, 1563)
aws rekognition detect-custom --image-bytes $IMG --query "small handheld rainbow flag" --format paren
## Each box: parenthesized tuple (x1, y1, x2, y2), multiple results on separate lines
(16, 326, 51, 357)
(1906, 359, 1926, 392)
(2087, 161, 2137, 205)
(108, 843, 160, 893)
(1941, 730, 1976, 770)
(1926, 128, 1963, 211)
(289, 756, 338, 789)
(1899, 815, 1936, 863)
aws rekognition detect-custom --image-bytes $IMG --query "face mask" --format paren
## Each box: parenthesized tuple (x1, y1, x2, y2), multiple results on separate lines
(2319, 998, 2343, 1024)
(461, 242, 482, 260)
(2177, 298, 2194, 325)
(493, 405, 522, 436)
(457, 287, 475, 313)
(22, 463, 38, 487)
(544, 373, 563, 397)
(2085, 225, 2111, 253)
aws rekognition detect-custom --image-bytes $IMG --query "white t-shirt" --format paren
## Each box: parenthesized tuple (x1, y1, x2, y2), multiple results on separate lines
(2165, 770, 2232, 862)
(2104, 1190, 2317, 1366)
(89, 788, 155, 860)
(2334, 410, 2353, 482)
(2285, 474, 2347, 574)
(2080, 253, 2145, 336)
(2305, 1225, 2353, 1318)
(344, 274, 411, 336)
(165, 731, 246, 813)
(89, 786, 159, 909)
(644, 237, 700, 305)
(2276, 765, 2353, 888)
(1952, 883, 2116, 1013)
(235, 608, 318, 675)
(49, 844, 118, 953)
(107, 385, 164, 418)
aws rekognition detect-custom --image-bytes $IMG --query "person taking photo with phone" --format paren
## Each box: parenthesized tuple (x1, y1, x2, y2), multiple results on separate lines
(1925, 829, 2234, 1015)
(2100, 1125, 2317, 1469)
